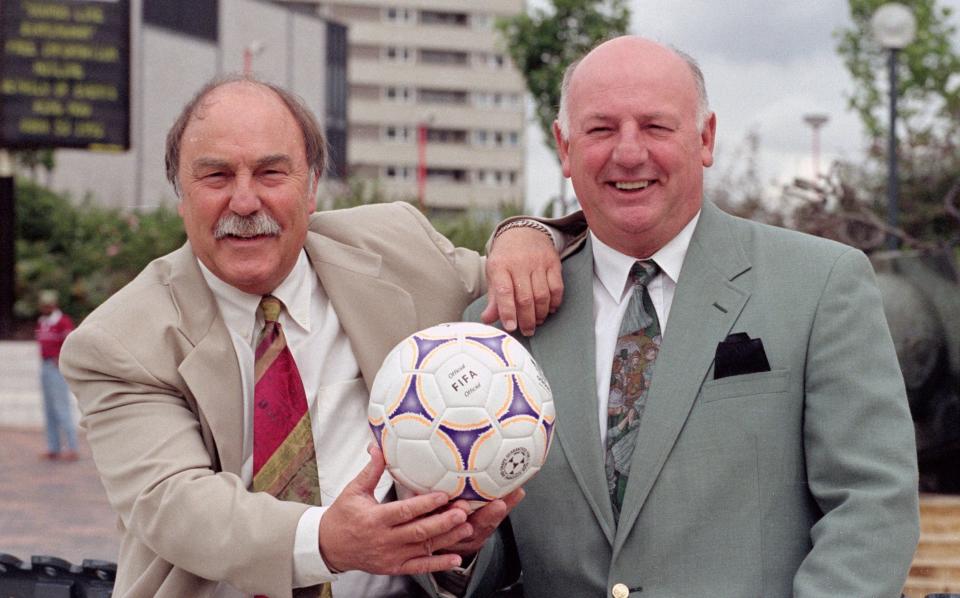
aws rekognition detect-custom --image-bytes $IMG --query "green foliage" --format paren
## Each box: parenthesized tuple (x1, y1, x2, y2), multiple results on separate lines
(827, 0, 960, 247)
(327, 178, 521, 254)
(14, 180, 185, 321)
(496, 0, 630, 156)
(836, 0, 959, 143)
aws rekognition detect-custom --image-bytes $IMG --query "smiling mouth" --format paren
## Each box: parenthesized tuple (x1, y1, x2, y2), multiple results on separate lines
(613, 181, 651, 190)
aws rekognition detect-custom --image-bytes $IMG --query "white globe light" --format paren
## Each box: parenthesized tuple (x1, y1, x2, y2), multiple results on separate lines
(871, 3, 917, 49)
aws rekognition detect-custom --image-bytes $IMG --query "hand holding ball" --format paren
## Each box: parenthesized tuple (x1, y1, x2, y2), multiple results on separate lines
(368, 322, 555, 508)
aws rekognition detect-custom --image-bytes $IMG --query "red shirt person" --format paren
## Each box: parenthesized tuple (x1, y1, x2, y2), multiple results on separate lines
(34, 290, 78, 460)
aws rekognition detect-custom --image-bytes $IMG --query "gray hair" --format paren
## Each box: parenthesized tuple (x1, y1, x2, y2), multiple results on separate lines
(556, 42, 710, 140)
(165, 74, 327, 197)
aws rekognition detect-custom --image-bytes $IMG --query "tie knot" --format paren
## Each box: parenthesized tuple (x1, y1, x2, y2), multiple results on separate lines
(259, 295, 282, 324)
(630, 260, 659, 288)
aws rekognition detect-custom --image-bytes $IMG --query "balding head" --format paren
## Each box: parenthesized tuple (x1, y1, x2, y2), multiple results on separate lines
(557, 36, 710, 141)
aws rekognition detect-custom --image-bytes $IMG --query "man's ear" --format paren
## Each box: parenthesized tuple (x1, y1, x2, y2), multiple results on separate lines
(701, 112, 717, 168)
(553, 120, 572, 178)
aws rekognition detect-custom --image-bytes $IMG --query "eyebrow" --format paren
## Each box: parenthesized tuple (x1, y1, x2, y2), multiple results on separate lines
(582, 111, 677, 123)
(190, 154, 294, 172)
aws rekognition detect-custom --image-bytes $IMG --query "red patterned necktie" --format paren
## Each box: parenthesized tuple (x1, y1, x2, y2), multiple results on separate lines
(252, 296, 332, 598)
(605, 261, 661, 521)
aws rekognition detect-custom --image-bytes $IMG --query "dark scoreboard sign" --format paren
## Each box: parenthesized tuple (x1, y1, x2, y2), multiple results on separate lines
(0, 0, 130, 150)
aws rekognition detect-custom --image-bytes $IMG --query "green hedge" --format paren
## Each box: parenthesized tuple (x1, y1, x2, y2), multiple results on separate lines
(14, 179, 518, 323)
(14, 180, 185, 321)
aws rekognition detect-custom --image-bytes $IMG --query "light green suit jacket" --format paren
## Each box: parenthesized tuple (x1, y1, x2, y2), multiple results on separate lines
(466, 200, 919, 598)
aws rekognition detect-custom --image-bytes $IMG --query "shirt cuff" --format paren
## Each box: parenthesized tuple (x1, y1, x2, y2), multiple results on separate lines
(292, 506, 338, 587)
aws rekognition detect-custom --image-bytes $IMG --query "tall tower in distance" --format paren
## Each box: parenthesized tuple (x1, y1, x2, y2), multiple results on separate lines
(277, 0, 527, 213)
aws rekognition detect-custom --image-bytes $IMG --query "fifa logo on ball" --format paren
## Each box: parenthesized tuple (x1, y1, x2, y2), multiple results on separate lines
(368, 322, 556, 508)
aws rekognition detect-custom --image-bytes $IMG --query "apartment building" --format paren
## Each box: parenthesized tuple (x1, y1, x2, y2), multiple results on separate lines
(43, 0, 344, 209)
(279, 0, 527, 212)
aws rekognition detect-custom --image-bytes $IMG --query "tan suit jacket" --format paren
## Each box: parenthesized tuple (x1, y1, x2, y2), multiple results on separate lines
(61, 202, 488, 597)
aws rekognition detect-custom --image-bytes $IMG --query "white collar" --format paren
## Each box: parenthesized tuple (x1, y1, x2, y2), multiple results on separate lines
(591, 210, 700, 302)
(198, 250, 315, 344)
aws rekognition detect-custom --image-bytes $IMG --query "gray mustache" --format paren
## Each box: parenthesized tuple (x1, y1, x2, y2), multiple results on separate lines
(213, 212, 281, 239)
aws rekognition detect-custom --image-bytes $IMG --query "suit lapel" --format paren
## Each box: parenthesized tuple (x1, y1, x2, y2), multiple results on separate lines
(613, 202, 752, 554)
(529, 237, 617, 544)
(302, 231, 417, 390)
(167, 244, 245, 475)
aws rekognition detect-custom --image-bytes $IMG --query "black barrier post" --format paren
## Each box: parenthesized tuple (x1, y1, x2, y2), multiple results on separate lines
(0, 149, 14, 340)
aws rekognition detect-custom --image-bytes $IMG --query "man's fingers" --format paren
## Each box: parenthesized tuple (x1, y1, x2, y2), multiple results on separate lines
(486, 269, 517, 332)
(547, 265, 564, 314)
(346, 443, 387, 497)
(512, 276, 537, 336)
(529, 269, 553, 325)
(394, 552, 463, 576)
(379, 491, 455, 527)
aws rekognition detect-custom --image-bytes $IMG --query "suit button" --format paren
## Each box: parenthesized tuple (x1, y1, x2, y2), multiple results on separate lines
(611, 583, 630, 598)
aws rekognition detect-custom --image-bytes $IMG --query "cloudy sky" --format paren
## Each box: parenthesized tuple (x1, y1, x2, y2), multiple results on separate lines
(523, 0, 960, 214)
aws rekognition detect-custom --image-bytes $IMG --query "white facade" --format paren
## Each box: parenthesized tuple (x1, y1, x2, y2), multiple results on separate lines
(45, 0, 330, 210)
(279, 0, 527, 212)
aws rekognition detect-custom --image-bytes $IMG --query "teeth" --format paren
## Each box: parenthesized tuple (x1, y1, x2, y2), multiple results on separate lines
(615, 181, 650, 190)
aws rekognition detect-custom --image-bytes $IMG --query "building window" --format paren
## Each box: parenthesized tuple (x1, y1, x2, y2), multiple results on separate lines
(385, 126, 411, 142)
(471, 13, 493, 30)
(384, 7, 415, 24)
(143, 0, 218, 41)
(473, 130, 488, 146)
(385, 86, 413, 103)
(385, 165, 413, 180)
(475, 52, 506, 69)
(384, 46, 412, 62)
(508, 131, 520, 147)
(426, 128, 467, 144)
(420, 10, 468, 27)
(418, 88, 468, 105)
(420, 49, 469, 66)
(325, 21, 348, 181)
(426, 168, 467, 182)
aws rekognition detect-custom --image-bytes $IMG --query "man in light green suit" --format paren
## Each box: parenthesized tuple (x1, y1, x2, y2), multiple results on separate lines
(465, 36, 919, 598)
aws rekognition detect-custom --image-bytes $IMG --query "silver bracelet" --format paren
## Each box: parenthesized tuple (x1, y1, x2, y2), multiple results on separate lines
(493, 218, 553, 241)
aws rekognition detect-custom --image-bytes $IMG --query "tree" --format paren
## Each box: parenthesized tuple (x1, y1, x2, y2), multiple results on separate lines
(831, 0, 960, 246)
(837, 0, 959, 144)
(497, 0, 630, 212)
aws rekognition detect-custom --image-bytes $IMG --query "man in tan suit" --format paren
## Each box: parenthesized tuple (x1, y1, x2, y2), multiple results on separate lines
(60, 76, 575, 597)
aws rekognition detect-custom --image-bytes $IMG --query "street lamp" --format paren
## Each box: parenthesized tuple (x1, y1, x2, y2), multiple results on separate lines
(243, 41, 265, 75)
(802, 113, 830, 179)
(871, 2, 916, 249)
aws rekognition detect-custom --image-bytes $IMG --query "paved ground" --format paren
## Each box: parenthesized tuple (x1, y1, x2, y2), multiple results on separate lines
(0, 341, 119, 567)
(0, 427, 120, 565)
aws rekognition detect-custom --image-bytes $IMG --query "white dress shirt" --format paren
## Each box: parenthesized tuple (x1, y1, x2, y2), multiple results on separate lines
(200, 251, 414, 597)
(591, 212, 700, 448)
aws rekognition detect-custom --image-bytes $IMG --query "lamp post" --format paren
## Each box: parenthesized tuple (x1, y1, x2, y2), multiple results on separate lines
(871, 3, 916, 250)
(802, 114, 830, 179)
(243, 41, 265, 75)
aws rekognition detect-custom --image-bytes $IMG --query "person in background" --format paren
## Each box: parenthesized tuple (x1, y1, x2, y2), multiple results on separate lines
(35, 289, 78, 461)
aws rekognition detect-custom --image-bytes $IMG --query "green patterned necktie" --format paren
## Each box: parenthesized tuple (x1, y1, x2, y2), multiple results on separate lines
(605, 260, 662, 521)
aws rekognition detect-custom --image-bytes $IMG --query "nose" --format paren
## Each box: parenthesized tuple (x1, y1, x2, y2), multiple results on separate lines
(227, 174, 262, 216)
(611, 125, 648, 169)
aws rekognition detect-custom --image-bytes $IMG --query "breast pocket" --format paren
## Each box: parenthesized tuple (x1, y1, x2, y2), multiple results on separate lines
(699, 368, 790, 403)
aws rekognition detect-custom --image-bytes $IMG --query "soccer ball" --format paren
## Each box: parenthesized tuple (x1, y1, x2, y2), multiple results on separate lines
(368, 322, 555, 508)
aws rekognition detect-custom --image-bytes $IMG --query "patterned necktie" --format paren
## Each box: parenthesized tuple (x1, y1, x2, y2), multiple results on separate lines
(605, 261, 662, 520)
(252, 296, 332, 598)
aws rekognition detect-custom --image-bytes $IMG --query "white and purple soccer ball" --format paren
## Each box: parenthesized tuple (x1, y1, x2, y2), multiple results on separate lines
(368, 322, 555, 508)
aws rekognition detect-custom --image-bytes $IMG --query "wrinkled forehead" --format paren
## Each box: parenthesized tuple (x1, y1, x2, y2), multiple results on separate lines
(568, 44, 699, 120)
